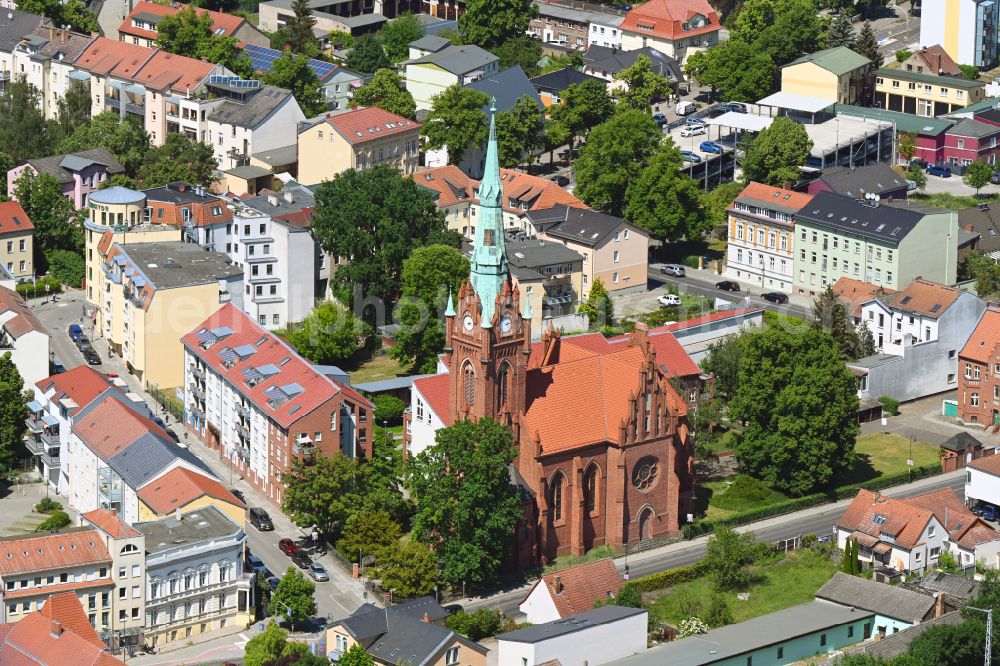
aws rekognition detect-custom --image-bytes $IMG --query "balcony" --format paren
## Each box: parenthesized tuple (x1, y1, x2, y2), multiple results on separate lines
(40, 428, 59, 447)
(251, 294, 285, 305)
(41, 450, 60, 469)
(190, 385, 205, 402)
(190, 366, 205, 381)
(292, 440, 314, 455)
(98, 467, 122, 502)
(146, 579, 236, 606)
(235, 404, 249, 419)
(235, 447, 250, 463)
(24, 416, 43, 435)
(24, 435, 43, 456)
(219, 291, 232, 303)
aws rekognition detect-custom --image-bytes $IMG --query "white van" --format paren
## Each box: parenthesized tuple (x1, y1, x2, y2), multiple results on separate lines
(676, 100, 696, 116)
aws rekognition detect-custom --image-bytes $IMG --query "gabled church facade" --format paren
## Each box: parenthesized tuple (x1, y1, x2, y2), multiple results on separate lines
(404, 102, 695, 566)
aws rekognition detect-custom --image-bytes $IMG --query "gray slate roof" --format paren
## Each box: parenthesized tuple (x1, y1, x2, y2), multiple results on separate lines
(911, 571, 981, 599)
(814, 611, 963, 665)
(795, 191, 939, 245)
(608, 600, 873, 666)
(958, 202, 1000, 254)
(109, 432, 213, 490)
(816, 162, 908, 198)
(136, 505, 241, 555)
(507, 237, 584, 269)
(499, 606, 646, 644)
(32, 26, 94, 63)
(25, 148, 125, 184)
(529, 205, 637, 247)
(115, 241, 241, 289)
(950, 118, 1000, 138)
(0, 10, 44, 54)
(207, 85, 293, 129)
(584, 46, 684, 83)
(530, 67, 605, 93)
(405, 43, 498, 75)
(466, 66, 542, 113)
(940, 431, 985, 452)
(409, 34, 451, 53)
(815, 572, 936, 624)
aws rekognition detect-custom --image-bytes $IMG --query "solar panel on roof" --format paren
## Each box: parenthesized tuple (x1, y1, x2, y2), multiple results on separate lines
(218, 347, 237, 362)
(264, 386, 284, 400)
(196, 330, 214, 342)
(282, 383, 304, 396)
(242, 44, 337, 80)
(257, 364, 279, 375)
(234, 344, 256, 356)
(210, 326, 232, 337)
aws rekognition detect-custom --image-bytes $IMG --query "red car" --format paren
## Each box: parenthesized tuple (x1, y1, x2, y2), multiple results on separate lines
(278, 538, 298, 556)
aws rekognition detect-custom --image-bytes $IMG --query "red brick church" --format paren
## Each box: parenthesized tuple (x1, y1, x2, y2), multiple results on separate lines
(405, 103, 695, 567)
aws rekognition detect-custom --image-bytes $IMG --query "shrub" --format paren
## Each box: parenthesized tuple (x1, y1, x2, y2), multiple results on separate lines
(713, 475, 777, 507)
(959, 64, 981, 80)
(44, 250, 85, 287)
(34, 497, 62, 514)
(371, 394, 406, 425)
(446, 609, 505, 640)
(36, 510, 70, 531)
(631, 561, 711, 592)
(895, 49, 913, 62)
(16, 276, 61, 299)
(681, 255, 701, 269)
(878, 396, 900, 415)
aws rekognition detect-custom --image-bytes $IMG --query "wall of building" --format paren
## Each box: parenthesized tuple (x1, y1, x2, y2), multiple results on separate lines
(406, 63, 459, 110)
(591, 226, 648, 295)
(897, 211, 958, 287)
(782, 63, 840, 103)
(0, 327, 49, 389)
(407, 383, 447, 457)
(499, 613, 647, 666)
(697, 616, 873, 666)
(518, 583, 562, 624)
(966, 465, 1000, 505)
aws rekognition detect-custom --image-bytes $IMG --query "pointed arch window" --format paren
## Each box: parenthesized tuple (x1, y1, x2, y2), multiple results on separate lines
(584, 465, 598, 515)
(497, 363, 510, 411)
(551, 472, 564, 522)
(464, 363, 475, 406)
(644, 392, 652, 434)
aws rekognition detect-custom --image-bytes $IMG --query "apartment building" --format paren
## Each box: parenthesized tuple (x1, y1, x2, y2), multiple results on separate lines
(874, 68, 986, 117)
(0, 203, 30, 283)
(79, 509, 146, 650)
(0, 286, 47, 386)
(29, 366, 117, 493)
(0, 529, 115, 629)
(725, 182, 813, 293)
(618, 0, 720, 63)
(0, 23, 94, 121)
(117, 1, 268, 48)
(588, 15, 625, 49)
(504, 238, 584, 332)
(8, 148, 126, 210)
(850, 279, 986, 403)
(957, 307, 1000, 427)
(528, 4, 619, 50)
(97, 240, 243, 390)
(792, 191, 958, 296)
(181, 304, 374, 506)
(530, 205, 648, 296)
(404, 44, 499, 110)
(920, 0, 999, 68)
(781, 46, 871, 105)
(136, 506, 252, 648)
(297, 107, 421, 186)
(581, 46, 685, 90)
(242, 43, 364, 111)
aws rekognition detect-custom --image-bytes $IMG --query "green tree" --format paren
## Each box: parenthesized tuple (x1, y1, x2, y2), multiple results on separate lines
(45, 249, 85, 287)
(742, 117, 813, 186)
(495, 95, 544, 169)
(959, 64, 981, 80)
(852, 21, 884, 70)
(390, 244, 469, 373)
(311, 165, 446, 304)
(268, 567, 317, 630)
(284, 0, 319, 55)
(345, 34, 390, 74)
(851, 539, 861, 574)
(684, 42, 774, 103)
(408, 418, 521, 585)
(56, 80, 92, 140)
(549, 79, 615, 144)
(423, 85, 489, 165)
(377, 13, 424, 62)
(337, 644, 375, 666)
(705, 593, 735, 627)
(701, 180, 745, 238)
(574, 109, 662, 216)
(376, 539, 439, 598)
(281, 454, 364, 536)
(964, 252, 1000, 296)
(494, 36, 543, 78)
(137, 133, 217, 188)
(0, 152, 12, 197)
(964, 568, 1000, 615)
(458, 0, 536, 49)
(101, 174, 139, 190)
(538, 50, 584, 75)
(58, 112, 149, 176)
(362, 429, 407, 520)
(963, 161, 995, 195)
(841, 538, 853, 573)
(13, 171, 83, 255)
(243, 621, 290, 666)
(336, 509, 401, 561)
(704, 526, 759, 590)
(898, 132, 917, 163)
(17, 0, 98, 33)
(0, 353, 26, 476)
(813, 285, 869, 360)
(352, 69, 416, 119)
(578, 277, 614, 328)
(615, 54, 673, 111)
(263, 52, 327, 117)
(155, 8, 254, 77)
(279, 302, 370, 365)
(701, 332, 747, 401)
(372, 394, 406, 424)
(624, 143, 706, 240)
(729, 326, 859, 495)
(906, 620, 987, 666)
(36, 510, 71, 531)
(826, 12, 855, 48)
(731, 0, 825, 67)
(0, 78, 54, 163)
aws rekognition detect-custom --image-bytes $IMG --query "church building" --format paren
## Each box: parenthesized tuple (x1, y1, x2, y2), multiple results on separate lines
(403, 102, 695, 567)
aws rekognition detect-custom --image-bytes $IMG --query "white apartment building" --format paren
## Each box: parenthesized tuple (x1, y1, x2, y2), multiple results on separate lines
(588, 16, 625, 49)
(0, 24, 95, 121)
(136, 505, 253, 648)
(0, 286, 49, 388)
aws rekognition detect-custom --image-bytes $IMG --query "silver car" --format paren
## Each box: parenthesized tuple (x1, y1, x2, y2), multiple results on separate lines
(308, 563, 329, 582)
(660, 264, 686, 277)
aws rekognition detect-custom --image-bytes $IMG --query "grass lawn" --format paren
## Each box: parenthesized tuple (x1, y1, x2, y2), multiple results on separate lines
(345, 354, 410, 385)
(646, 548, 838, 626)
(832, 433, 941, 487)
(910, 192, 1000, 210)
(544, 544, 620, 573)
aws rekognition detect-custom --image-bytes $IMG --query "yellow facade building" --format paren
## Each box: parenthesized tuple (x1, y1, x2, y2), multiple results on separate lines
(0, 201, 35, 282)
(781, 46, 872, 104)
(874, 67, 986, 116)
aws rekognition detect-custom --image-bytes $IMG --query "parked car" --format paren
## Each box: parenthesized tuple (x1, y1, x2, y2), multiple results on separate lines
(151, 416, 167, 429)
(761, 292, 789, 304)
(982, 504, 999, 522)
(684, 116, 706, 126)
(910, 157, 928, 170)
(652, 112, 668, 126)
(246, 553, 268, 574)
(680, 125, 705, 137)
(82, 349, 102, 366)
(992, 171, 1000, 185)
(726, 101, 748, 113)
(76, 334, 90, 350)
(676, 100, 696, 115)
(657, 294, 682, 307)
(230, 488, 245, 503)
(443, 604, 464, 615)
(308, 563, 329, 582)
(291, 550, 312, 569)
(68, 323, 82, 342)
(926, 163, 952, 177)
(278, 538, 298, 556)
(50, 360, 65, 375)
(550, 175, 570, 187)
(700, 140, 724, 154)
(973, 504, 986, 517)
(680, 151, 702, 163)
(266, 576, 281, 591)
(706, 106, 728, 118)
(248, 508, 274, 531)
(660, 264, 686, 277)
(716, 280, 742, 291)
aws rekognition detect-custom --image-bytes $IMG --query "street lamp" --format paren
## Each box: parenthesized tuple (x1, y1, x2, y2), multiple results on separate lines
(120, 616, 127, 662)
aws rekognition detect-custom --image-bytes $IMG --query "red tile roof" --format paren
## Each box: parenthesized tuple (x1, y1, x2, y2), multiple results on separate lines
(73, 397, 172, 460)
(137, 467, 245, 515)
(960, 307, 1000, 364)
(968, 451, 1000, 476)
(80, 509, 141, 540)
(181, 303, 372, 429)
(732, 182, 815, 212)
(0, 529, 111, 577)
(831, 277, 893, 318)
(412, 166, 475, 208)
(413, 166, 586, 215)
(888, 488, 1000, 550)
(0, 287, 46, 339)
(36, 592, 105, 650)
(0, 608, 123, 665)
(75, 37, 154, 78)
(910, 45, 962, 77)
(324, 107, 421, 146)
(837, 489, 934, 550)
(620, 0, 720, 41)
(131, 49, 215, 93)
(0, 201, 34, 234)
(412, 373, 452, 426)
(36, 366, 114, 416)
(119, 1, 245, 40)
(521, 559, 623, 617)
(877, 279, 960, 319)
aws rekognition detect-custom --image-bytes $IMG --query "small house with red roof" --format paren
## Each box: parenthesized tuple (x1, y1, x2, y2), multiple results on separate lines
(619, 0, 720, 63)
(117, 1, 268, 48)
(0, 285, 48, 389)
(0, 201, 34, 282)
(181, 303, 373, 507)
(905, 487, 1000, 570)
(0, 591, 124, 665)
(518, 558, 624, 624)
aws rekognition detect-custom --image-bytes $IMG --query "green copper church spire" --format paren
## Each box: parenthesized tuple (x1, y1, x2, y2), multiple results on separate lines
(469, 98, 508, 328)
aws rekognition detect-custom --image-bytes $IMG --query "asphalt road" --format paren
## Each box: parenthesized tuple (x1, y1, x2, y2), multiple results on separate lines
(646, 266, 814, 320)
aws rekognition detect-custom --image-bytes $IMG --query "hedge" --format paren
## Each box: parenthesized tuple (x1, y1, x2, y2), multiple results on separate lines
(631, 561, 711, 592)
(15, 276, 61, 299)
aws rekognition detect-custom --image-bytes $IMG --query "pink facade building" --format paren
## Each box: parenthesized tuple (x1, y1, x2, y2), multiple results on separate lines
(7, 148, 125, 210)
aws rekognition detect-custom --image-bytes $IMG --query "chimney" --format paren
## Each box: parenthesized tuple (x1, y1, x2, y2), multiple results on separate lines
(50, 620, 63, 639)
(49, 26, 54, 40)
(782, 181, 793, 190)
(554, 576, 563, 593)
(631, 321, 649, 351)
(111, 508, 117, 517)
(174, 507, 181, 521)
(423, 613, 431, 623)
(178, 183, 186, 193)
(283, 191, 294, 204)
(267, 194, 278, 207)
(934, 592, 944, 618)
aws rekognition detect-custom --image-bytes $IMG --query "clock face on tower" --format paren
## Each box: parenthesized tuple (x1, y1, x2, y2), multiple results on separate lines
(463, 314, 474, 331)
(500, 315, 512, 334)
